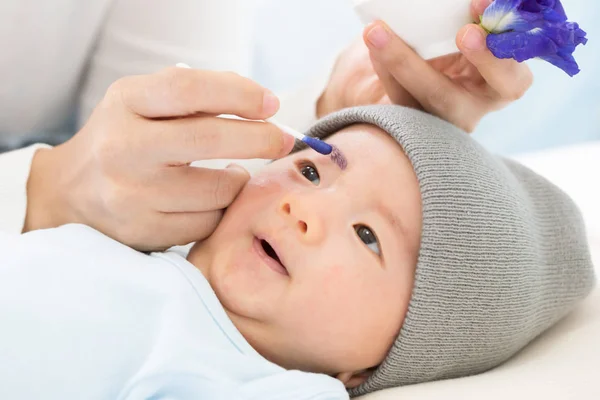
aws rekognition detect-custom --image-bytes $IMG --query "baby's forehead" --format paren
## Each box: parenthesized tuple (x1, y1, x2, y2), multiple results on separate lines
(326, 124, 407, 161)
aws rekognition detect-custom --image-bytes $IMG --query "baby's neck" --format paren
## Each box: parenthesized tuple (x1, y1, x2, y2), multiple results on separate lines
(186, 241, 213, 280)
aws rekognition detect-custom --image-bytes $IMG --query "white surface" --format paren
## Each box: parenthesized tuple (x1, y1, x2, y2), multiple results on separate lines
(352, 0, 472, 59)
(0, 224, 347, 399)
(359, 141, 600, 400)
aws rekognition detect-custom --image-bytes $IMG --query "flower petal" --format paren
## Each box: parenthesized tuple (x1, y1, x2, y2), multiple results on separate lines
(521, 0, 567, 22)
(481, 0, 524, 33)
(569, 22, 589, 46)
(521, 0, 568, 22)
(540, 53, 580, 76)
(481, 0, 587, 76)
(520, 0, 552, 13)
(487, 29, 558, 62)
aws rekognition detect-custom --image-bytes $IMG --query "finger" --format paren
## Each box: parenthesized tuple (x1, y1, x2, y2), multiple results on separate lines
(364, 22, 474, 126)
(113, 67, 280, 120)
(457, 24, 534, 101)
(145, 116, 296, 164)
(369, 52, 422, 110)
(133, 210, 225, 251)
(150, 164, 250, 213)
(470, 0, 493, 21)
(164, 210, 225, 245)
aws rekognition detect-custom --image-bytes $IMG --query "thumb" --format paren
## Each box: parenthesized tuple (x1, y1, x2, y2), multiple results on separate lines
(457, 24, 533, 101)
(226, 163, 251, 179)
(457, 24, 488, 56)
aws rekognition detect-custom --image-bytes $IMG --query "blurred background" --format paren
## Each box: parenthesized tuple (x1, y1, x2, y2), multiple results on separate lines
(252, 0, 599, 155)
(1, 0, 598, 155)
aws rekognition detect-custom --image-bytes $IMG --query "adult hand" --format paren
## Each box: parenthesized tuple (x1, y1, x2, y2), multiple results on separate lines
(24, 67, 294, 251)
(317, 0, 533, 133)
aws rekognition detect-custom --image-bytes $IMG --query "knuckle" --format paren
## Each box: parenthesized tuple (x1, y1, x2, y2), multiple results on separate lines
(425, 85, 457, 116)
(388, 48, 411, 69)
(93, 137, 122, 170)
(462, 120, 478, 134)
(503, 67, 533, 101)
(352, 81, 385, 107)
(252, 90, 266, 115)
(183, 120, 220, 157)
(222, 70, 241, 80)
(517, 69, 534, 98)
(103, 78, 128, 108)
(163, 67, 197, 108)
(229, 74, 264, 114)
(212, 171, 238, 207)
(504, 87, 526, 102)
(101, 184, 130, 213)
(162, 66, 186, 83)
(222, 71, 264, 110)
(107, 77, 127, 96)
(262, 125, 284, 157)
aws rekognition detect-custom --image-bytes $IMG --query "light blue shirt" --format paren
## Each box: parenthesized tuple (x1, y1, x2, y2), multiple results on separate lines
(0, 224, 347, 400)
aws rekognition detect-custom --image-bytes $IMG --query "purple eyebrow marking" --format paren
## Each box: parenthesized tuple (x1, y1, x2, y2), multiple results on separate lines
(329, 144, 347, 170)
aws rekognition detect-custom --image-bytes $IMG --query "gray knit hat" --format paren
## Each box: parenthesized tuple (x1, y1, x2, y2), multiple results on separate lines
(298, 105, 596, 396)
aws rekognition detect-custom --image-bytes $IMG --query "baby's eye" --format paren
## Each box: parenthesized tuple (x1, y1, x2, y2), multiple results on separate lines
(354, 225, 381, 256)
(299, 163, 320, 185)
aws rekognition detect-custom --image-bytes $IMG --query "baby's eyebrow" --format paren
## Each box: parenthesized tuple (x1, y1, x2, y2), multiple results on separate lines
(377, 202, 406, 239)
(328, 144, 348, 170)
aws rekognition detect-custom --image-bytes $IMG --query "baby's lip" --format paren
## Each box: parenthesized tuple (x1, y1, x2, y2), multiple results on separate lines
(254, 235, 289, 276)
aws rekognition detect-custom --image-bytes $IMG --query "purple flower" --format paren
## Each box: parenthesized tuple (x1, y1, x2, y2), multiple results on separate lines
(480, 0, 588, 76)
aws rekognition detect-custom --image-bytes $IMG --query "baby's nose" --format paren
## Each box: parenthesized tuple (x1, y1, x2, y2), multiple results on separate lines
(279, 198, 325, 244)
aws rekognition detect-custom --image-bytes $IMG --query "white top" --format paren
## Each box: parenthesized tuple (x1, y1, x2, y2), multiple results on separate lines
(0, 223, 347, 399)
(0, 0, 330, 148)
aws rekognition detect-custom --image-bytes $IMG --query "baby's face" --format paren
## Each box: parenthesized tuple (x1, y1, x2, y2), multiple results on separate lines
(189, 125, 422, 385)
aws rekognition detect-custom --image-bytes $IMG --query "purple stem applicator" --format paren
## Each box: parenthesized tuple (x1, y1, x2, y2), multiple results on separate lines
(267, 119, 348, 170)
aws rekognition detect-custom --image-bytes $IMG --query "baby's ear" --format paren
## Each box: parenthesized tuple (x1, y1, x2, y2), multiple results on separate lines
(335, 369, 375, 389)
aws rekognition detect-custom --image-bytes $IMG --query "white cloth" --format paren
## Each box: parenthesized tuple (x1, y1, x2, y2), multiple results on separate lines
(0, 224, 347, 400)
(0, 0, 329, 148)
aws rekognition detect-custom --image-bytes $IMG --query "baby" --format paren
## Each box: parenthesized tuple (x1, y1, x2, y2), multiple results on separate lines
(0, 106, 595, 399)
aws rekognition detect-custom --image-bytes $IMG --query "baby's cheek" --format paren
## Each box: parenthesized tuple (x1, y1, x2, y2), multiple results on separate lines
(304, 264, 363, 318)
(245, 168, 295, 196)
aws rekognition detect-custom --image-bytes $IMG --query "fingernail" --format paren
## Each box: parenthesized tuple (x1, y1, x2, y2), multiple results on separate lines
(366, 24, 390, 49)
(175, 62, 191, 68)
(262, 92, 280, 115)
(226, 163, 247, 173)
(461, 27, 485, 51)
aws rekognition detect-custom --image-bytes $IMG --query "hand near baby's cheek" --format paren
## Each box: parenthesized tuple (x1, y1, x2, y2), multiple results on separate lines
(24, 67, 295, 251)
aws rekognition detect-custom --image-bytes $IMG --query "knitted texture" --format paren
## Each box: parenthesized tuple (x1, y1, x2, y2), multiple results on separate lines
(299, 105, 596, 396)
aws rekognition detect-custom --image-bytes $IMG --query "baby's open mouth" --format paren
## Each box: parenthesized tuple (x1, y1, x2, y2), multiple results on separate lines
(261, 239, 282, 265)
(260, 239, 287, 271)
